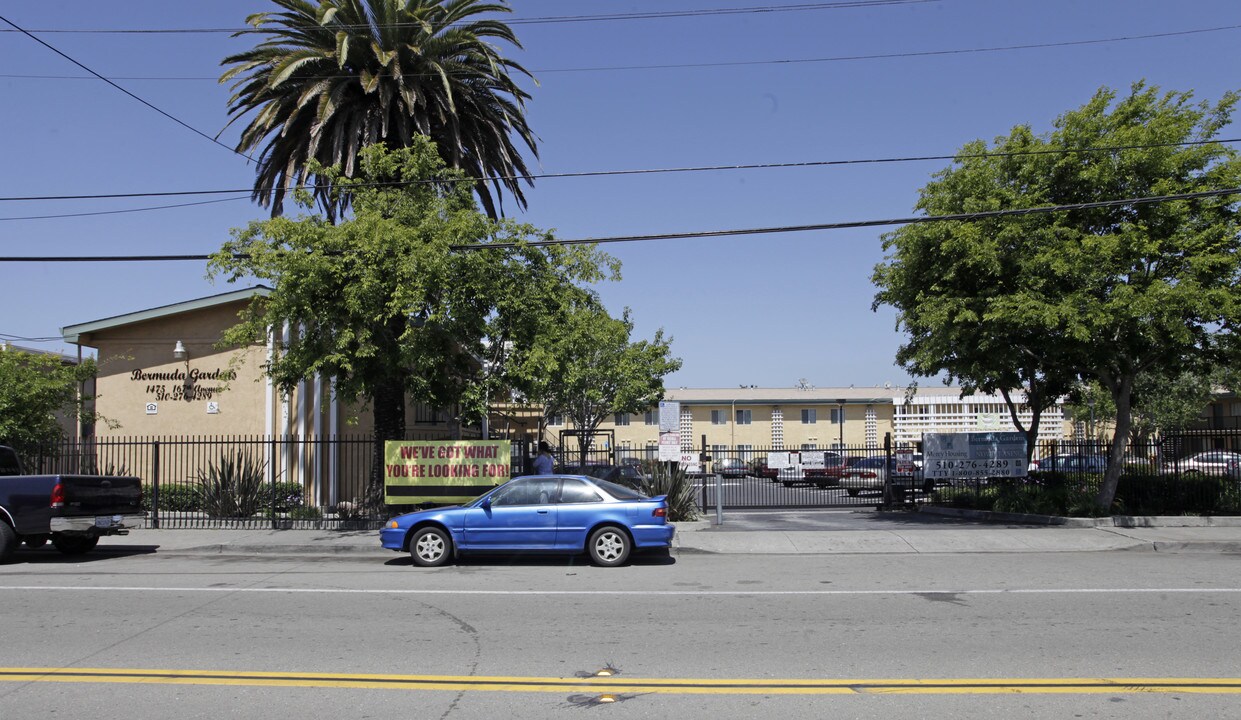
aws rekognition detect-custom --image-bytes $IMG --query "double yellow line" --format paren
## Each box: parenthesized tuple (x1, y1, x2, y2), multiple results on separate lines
(3, 669, 1241, 695)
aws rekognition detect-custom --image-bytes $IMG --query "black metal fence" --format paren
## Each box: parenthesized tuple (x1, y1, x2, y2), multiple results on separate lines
(18, 428, 1241, 525)
(938, 432, 1241, 517)
(18, 435, 538, 530)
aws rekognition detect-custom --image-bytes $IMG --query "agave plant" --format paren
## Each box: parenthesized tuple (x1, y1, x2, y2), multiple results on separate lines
(641, 461, 701, 523)
(197, 451, 270, 519)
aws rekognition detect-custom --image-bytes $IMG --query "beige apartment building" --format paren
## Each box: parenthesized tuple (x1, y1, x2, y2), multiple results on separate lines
(54, 288, 1083, 488)
(547, 385, 1068, 460)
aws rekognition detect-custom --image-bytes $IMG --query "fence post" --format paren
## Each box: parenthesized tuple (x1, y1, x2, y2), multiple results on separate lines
(151, 440, 160, 529)
(881, 432, 894, 509)
(271, 435, 280, 530)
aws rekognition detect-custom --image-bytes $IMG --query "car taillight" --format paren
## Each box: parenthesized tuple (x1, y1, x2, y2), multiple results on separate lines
(862, 471, 877, 479)
(50, 482, 65, 509)
(652, 507, 667, 518)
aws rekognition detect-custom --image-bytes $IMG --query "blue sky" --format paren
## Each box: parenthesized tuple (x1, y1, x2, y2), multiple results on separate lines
(2, 0, 1239, 389)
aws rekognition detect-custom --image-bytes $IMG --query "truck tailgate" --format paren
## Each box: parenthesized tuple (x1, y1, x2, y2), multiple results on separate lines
(55, 475, 143, 516)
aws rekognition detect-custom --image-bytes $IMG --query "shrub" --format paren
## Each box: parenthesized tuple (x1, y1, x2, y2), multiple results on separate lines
(197, 450, 269, 518)
(288, 505, 323, 520)
(641, 462, 701, 522)
(270, 481, 304, 512)
(143, 482, 201, 512)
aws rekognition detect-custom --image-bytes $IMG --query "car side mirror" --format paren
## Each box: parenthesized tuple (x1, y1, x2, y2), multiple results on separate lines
(480, 496, 491, 510)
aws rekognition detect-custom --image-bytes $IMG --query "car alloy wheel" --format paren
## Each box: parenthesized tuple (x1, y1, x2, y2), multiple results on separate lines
(588, 526, 631, 567)
(410, 527, 452, 567)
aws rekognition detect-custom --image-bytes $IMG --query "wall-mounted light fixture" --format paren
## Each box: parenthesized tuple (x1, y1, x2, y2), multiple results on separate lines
(173, 340, 188, 363)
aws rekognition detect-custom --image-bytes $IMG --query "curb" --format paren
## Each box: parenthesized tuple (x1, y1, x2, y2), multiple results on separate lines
(917, 506, 1241, 528)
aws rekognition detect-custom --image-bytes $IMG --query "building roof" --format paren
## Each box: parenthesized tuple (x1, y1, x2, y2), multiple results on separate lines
(62, 286, 272, 345)
(663, 385, 974, 405)
(0, 341, 78, 364)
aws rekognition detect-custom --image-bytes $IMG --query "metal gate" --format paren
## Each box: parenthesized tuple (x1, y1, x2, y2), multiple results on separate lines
(692, 434, 923, 510)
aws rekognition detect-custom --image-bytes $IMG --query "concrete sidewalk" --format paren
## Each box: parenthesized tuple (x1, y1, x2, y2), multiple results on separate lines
(92, 509, 1241, 558)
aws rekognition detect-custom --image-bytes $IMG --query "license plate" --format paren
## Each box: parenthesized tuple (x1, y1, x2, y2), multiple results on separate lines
(95, 516, 117, 528)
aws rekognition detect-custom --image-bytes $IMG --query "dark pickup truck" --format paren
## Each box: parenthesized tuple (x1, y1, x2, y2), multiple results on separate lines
(0, 445, 145, 563)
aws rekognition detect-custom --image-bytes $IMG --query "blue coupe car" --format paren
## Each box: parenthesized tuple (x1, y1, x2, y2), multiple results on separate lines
(380, 474, 676, 567)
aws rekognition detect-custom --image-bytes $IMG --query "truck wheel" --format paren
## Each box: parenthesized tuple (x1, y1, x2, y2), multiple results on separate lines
(0, 522, 16, 564)
(52, 534, 99, 556)
(23, 534, 49, 549)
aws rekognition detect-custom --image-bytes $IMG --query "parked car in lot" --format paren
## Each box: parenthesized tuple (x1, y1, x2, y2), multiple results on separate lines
(1176, 451, 1241, 476)
(838, 456, 931, 497)
(380, 474, 674, 567)
(557, 464, 647, 491)
(798, 455, 863, 488)
(748, 458, 779, 481)
(713, 457, 749, 478)
(1034, 454, 1109, 474)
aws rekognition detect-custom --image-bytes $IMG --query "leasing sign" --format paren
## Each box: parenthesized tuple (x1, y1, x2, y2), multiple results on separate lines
(384, 440, 511, 504)
(922, 432, 1028, 480)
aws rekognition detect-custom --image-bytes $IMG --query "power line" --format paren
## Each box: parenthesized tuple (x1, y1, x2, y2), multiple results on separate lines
(464, 187, 1241, 249)
(0, 2, 937, 34)
(2, 186, 1236, 261)
(2, 137, 1237, 208)
(0, 14, 253, 163)
(4, 24, 1237, 81)
(0, 196, 252, 222)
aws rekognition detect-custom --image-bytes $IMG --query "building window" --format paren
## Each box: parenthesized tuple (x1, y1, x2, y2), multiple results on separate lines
(831, 408, 843, 424)
(711, 410, 728, 425)
(614, 413, 631, 426)
(801, 409, 816, 424)
(801, 443, 818, 450)
(738, 444, 754, 460)
(644, 411, 658, 425)
(548, 414, 564, 427)
(735, 409, 752, 425)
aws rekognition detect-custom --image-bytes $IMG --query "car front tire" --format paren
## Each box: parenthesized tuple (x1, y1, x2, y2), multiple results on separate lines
(588, 526, 631, 567)
(410, 527, 452, 567)
(23, 534, 49, 549)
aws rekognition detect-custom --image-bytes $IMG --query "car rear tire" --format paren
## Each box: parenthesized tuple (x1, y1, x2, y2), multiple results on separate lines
(0, 522, 16, 564)
(23, 534, 49, 549)
(52, 534, 99, 556)
(588, 526, 631, 567)
(846, 488, 860, 497)
(409, 527, 452, 567)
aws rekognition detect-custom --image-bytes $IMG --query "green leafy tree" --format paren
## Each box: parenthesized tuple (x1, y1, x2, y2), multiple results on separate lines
(0, 348, 95, 454)
(208, 140, 614, 490)
(516, 301, 681, 465)
(874, 83, 1241, 510)
(873, 124, 1077, 464)
(220, 0, 537, 221)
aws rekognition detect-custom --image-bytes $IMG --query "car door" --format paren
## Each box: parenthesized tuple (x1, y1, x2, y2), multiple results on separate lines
(462, 477, 559, 550)
(553, 477, 607, 549)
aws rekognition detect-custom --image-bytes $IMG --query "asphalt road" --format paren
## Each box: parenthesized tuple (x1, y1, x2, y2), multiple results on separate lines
(3, 550, 1240, 719)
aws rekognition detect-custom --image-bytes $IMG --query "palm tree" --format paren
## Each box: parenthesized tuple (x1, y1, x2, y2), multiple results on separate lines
(220, 0, 536, 220)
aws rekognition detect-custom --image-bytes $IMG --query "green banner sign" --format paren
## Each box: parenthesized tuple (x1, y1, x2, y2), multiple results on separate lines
(384, 440, 512, 504)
